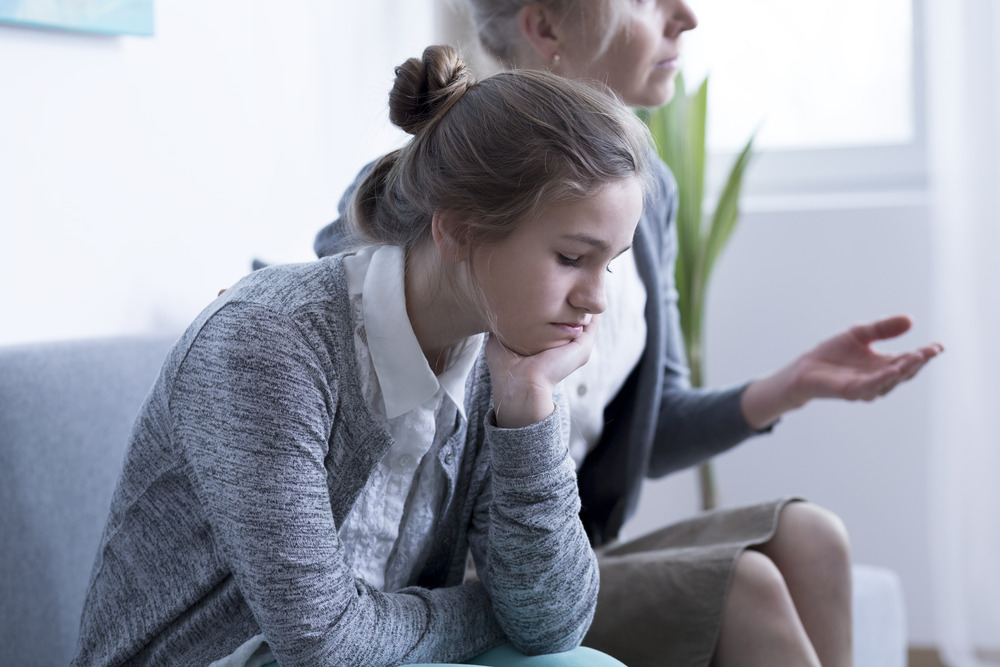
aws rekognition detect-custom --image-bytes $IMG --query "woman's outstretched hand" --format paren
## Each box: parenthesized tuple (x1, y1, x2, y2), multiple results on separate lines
(792, 315, 943, 401)
(740, 315, 944, 430)
(486, 318, 600, 429)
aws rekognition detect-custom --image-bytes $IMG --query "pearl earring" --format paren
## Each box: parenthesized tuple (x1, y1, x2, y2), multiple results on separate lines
(551, 53, 561, 68)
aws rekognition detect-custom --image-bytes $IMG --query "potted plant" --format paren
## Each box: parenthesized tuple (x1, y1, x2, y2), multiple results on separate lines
(641, 74, 756, 510)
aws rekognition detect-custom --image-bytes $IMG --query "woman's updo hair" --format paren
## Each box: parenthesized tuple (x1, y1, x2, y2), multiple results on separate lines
(351, 43, 652, 252)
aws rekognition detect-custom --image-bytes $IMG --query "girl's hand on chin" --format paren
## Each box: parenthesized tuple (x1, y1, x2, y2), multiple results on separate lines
(486, 317, 600, 429)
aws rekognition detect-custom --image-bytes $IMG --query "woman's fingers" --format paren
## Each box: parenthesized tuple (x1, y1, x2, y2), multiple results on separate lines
(857, 315, 913, 343)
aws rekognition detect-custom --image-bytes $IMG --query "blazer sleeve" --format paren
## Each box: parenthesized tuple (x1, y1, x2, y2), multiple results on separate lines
(314, 161, 374, 257)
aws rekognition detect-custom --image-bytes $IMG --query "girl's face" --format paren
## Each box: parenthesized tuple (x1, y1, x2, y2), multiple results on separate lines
(471, 178, 644, 356)
(560, 0, 698, 108)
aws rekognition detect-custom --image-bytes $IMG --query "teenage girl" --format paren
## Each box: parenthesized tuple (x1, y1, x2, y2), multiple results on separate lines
(72, 45, 652, 667)
(315, 3, 944, 666)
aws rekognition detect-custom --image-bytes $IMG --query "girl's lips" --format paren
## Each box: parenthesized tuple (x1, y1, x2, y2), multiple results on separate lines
(552, 323, 585, 336)
(655, 56, 680, 69)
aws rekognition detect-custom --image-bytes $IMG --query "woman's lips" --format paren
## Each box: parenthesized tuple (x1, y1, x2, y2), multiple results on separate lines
(655, 56, 680, 70)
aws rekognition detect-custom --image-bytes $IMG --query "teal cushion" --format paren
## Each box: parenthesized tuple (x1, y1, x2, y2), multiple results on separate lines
(341, 643, 627, 666)
(463, 643, 627, 666)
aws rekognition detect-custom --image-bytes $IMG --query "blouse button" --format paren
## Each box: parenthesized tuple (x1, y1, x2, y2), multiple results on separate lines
(577, 384, 587, 397)
(444, 452, 454, 465)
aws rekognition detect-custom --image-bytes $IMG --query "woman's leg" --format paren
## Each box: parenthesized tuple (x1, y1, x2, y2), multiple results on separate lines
(714, 502, 853, 667)
(711, 550, 821, 666)
(585, 498, 800, 666)
(754, 502, 854, 667)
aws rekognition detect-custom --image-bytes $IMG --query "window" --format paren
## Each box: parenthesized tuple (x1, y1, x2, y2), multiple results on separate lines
(685, 0, 924, 196)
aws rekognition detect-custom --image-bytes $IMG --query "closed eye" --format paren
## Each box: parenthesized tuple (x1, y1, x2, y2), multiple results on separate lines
(558, 254, 581, 268)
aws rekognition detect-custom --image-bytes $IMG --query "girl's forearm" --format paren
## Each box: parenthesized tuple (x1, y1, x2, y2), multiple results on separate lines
(483, 407, 599, 653)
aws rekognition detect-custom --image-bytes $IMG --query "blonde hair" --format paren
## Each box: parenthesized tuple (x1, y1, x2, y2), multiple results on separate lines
(466, 0, 626, 65)
(352, 44, 651, 255)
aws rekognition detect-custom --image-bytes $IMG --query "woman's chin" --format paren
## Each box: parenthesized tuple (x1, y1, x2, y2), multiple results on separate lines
(623, 79, 677, 110)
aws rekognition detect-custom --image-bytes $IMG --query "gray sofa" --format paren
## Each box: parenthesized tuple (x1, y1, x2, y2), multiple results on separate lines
(0, 336, 908, 666)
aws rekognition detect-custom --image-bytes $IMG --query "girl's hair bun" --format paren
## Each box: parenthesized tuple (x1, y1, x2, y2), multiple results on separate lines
(389, 44, 473, 135)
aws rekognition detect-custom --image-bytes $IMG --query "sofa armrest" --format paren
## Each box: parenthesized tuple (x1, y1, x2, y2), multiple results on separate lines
(0, 336, 175, 664)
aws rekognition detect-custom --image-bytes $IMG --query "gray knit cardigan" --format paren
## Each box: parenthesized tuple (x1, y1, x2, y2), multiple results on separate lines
(71, 255, 598, 666)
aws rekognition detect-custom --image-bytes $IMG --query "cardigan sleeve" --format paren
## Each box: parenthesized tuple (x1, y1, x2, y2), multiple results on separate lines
(171, 302, 504, 666)
(467, 394, 599, 656)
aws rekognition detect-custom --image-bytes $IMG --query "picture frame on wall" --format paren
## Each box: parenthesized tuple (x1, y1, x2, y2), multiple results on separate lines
(0, 0, 154, 36)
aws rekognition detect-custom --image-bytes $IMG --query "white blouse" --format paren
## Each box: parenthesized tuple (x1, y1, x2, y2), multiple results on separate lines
(339, 245, 484, 592)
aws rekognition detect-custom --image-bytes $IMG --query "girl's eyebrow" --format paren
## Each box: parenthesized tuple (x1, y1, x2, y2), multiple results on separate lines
(563, 233, 633, 257)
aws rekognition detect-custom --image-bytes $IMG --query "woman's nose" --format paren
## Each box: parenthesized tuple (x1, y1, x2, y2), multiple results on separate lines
(666, 0, 698, 37)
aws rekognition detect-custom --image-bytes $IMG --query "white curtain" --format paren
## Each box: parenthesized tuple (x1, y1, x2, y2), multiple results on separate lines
(925, 0, 1000, 663)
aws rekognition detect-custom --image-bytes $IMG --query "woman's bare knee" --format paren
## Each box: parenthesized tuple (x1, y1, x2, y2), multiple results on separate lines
(713, 551, 820, 667)
(786, 502, 850, 555)
(762, 502, 852, 574)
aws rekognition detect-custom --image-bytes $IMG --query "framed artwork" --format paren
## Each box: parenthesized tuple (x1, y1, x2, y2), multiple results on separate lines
(0, 0, 154, 36)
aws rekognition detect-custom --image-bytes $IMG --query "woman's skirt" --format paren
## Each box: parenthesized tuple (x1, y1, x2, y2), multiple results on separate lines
(583, 497, 799, 667)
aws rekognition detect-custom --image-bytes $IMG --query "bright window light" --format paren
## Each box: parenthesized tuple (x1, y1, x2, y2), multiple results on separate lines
(683, 0, 915, 152)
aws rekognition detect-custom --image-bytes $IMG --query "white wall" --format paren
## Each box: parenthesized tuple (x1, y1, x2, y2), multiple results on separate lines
(0, 0, 433, 346)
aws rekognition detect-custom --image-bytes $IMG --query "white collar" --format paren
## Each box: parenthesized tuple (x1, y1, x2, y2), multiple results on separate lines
(363, 246, 483, 420)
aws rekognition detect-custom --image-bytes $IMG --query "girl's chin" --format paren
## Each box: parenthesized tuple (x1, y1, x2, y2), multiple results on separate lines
(500, 336, 572, 357)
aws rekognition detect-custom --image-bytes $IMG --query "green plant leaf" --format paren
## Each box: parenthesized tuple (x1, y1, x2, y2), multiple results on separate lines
(685, 77, 708, 247)
(703, 133, 756, 287)
(676, 78, 708, 296)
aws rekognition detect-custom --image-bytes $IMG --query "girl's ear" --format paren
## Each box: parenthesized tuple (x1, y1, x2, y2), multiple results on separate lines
(431, 211, 471, 263)
(516, 4, 563, 64)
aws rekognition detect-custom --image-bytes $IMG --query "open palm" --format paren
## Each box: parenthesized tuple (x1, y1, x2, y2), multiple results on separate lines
(794, 315, 944, 403)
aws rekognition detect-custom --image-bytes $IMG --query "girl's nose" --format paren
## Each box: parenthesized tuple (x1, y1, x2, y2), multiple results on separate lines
(572, 272, 608, 314)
